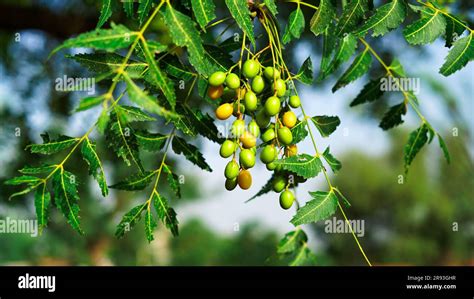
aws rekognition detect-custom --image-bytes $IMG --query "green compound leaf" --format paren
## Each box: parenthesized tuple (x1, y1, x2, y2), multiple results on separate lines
(283, 7, 305, 44)
(277, 229, 308, 254)
(190, 0, 216, 31)
(144, 204, 157, 242)
(172, 136, 212, 172)
(51, 24, 137, 57)
(5, 175, 42, 186)
(26, 135, 79, 155)
(320, 33, 358, 80)
(162, 5, 210, 75)
(379, 102, 407, 130)
(81, 138, 108, 197)
(35, 183, 51, 230)
(322, 147, 342, 173)
(153, 192, 179, 236)
(440, 33, 474, 76)
(115, 105, 156, 123)
(264, 0, 278, 17)
(225, 0, 256, 48)
(318, 27, 337, 81)
(291, 120, 309, 145)
(67, 53, 147, 78)
(356, 0, 407, 37)
(332, 48, 372, 92)
(296, 57, 314, 85)
(178, 104, 224, 143)
(336, 0, 369, 36)
(350, 77, 385, 106)
(109, 171, 155, 191)
(115, 203, 147, 238)
(443, 13, 466, 48)
(19, 164, 56, 175)
(311, 115, 341, 137)
(403, 10, 446, 45)
(135, 131, 168, 152)
(275, 154, 323, 179)
(291, 190, 338, 226)
(310, 0, 335, 36)
(75, 95, 107, 112)
(163, 164, 181, 199)
(404, 122, 430, 173)
(52, 169, 83, 234)
(97, 0, 115, 29)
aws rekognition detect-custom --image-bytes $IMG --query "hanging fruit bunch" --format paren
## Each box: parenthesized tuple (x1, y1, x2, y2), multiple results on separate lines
(208, 56, 305, 210)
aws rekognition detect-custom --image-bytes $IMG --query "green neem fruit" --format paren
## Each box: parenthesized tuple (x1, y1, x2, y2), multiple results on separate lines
(273, 176, 287, 193)
(265, 96, 281, 116)
(233, 102, 245, 116)
(277, 126, 293, 145)
(279, 190, 295, 209)
(209, 71, 226, 86)
(266, 162, 277, 171)
(289, 95, 301, 108)
(243, 60, 260, 79)
(231, 119, 246, 138)
(244, 91, 258, 112)
(225, 73, 241, 89)
(260, 145, 277, 164)
(225, 178, 238, 191)
(261, 127, 276, 143)
(264, 67, 281, 81)
(224, 160, 240, 180)
(251, 76, 265, 94)
(256, 109, 270, 128)
(239, 149, 256, 169)
(220, 140, 236, 158)
(274, 78, 287, 97)
(248, 120, 260, 137)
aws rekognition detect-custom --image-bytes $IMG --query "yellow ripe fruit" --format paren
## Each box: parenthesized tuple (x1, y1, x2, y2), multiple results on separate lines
(282, 111, 297, 128)
(215, 103, 233, 120)
(238, 169, 252, 190)
(208, 85, 224, 100)
(286, 144, 298, 157)
(239, 131, 257, 149)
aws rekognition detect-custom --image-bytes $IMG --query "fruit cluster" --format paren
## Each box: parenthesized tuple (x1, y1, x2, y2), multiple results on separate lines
(208, 59, 303, 210)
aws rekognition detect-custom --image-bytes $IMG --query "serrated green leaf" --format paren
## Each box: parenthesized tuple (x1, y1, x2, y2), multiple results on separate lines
(356, 0, 407, 37)
(123, 0, 134, 18)
(289, 245, 317, 266)
(51, 24, 137, 57)
(5, 175, 42, 186)
(318, 27, 337, 81)
(8, 187, 36, 200)
(320, 33, 358, 80)
(246, 174, 276, 202)
(163, 164, 181, 199)
(403, 11, 446, 45)
(140, 39, 177, 109)
(35, 183, 51, 229)
(68, 53, 147, 78)
(138, 0, 154, 25)
(437, 134, 451, 164)
(161, 56, 195, 81)
(275, 154, 323, 179)
(75, 95, 107, 112)
(404, 123, 429, 173)
(191, 0, 216, 30)
(444, 13, 466, 48)
(135, 131, 168, 152)
(296, 57, 314, 84)
(179, 104, 224, 143)
(144, 204, 157, 242)
(310, 0, 335, 36)
(19, 164, 56, 175)
(322, 147, 341, 173)
(115, 203, 147, 238)
(311, 116, 341, 137)
(110, 171, 155, 191)
(291, 120, 309, 145)
(97, 0, 114, 29)
(291, 190, 338, 225)
(153, 192, 179, 236)
(162, 5, 209, 75)
(52, 169, 83, 234)
(264, 0, 278, 17)
(81, 138, 108, 197)
(172, 136, 212, 171)
(336, 0, 369, 36)
(277, 229, 308, 254)
(105, 111, 143, 170)
(26, 135, 79, 155)
(283, 8, 305, 44)
(440, 33, 474, 76)
(225, 0, 256, 48)
(123, 72, 179, 120)
(350, 77, 385, 106)
(115, 105, 156, 123)
(379, 102, 407, 130)
(332, 49, 372, 92)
